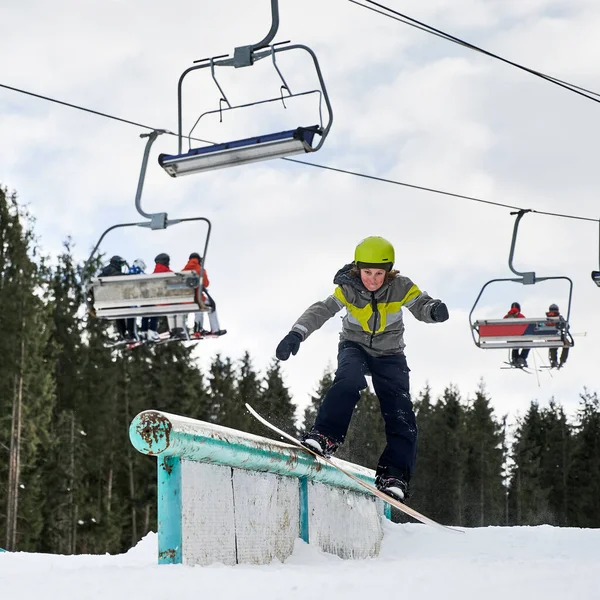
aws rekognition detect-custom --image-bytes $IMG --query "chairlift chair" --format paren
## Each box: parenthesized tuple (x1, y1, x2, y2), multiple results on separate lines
(84, 131, 213, 322)
(91, 271, 203, 320)
(469, 210, 575, 351)
(158, 0, 333, 177)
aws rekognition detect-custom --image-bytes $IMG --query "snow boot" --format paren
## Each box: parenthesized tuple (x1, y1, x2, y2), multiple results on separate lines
(376, 474, 410, 502)
(147, 330, 161, 342)
(301, 430, 339, 458)
(170, 327, 186, 340)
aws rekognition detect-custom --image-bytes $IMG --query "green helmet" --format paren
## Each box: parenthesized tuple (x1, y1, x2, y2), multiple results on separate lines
(354, 236, 395, 270)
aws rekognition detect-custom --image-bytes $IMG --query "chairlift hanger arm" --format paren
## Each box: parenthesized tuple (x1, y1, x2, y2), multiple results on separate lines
(135, 130, 168, 224)
(508, 209, 534, 281)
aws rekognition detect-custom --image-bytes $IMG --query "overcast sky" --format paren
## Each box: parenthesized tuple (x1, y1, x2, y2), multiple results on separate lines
(1, 0, 599, 425)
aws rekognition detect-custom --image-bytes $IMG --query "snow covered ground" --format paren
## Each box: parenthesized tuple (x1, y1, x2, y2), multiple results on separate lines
(2, 521, 598, 600)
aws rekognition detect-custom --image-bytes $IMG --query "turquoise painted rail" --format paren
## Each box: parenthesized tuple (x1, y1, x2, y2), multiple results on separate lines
(130, 410, 388, 565)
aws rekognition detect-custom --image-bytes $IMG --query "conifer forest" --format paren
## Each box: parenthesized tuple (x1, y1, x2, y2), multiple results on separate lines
(2, 186, 599, 554)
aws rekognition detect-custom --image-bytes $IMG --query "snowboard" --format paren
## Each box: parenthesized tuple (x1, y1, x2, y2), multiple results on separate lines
(245, 403, 461, 534)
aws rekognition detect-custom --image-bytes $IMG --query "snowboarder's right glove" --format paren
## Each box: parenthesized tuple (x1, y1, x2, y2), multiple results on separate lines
(430, 300, 449, 322)
(276, 331, 302, 361)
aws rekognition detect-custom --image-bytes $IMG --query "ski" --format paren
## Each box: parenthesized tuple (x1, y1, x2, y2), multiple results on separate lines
(502, 362, 532, 374)
(114, 331, 224, 350)
(153, 331, 225, 346)
(245, 403, 462, 534)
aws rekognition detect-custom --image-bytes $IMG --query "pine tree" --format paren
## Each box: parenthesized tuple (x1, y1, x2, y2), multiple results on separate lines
(255, 360, 297, 438)
(39, 241, 88, 553)
(567, 390, 600, 527)
(0, 188, 55, 551)
(206, 354, 237, 426)
(230, 351, 261, 433)
(508, 402, 551, 525)
(300, 369, 333, 433)
(337, 388, 385, 471)
(538, 400, 572, 526)
(415, 385, 466, 525)
(461, 382, 505, 526)
(410, 385, 436, 515)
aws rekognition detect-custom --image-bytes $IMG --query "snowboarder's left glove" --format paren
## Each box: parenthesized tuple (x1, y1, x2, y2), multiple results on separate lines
(430, 301, 449, 322)
(276, 331, 302, 361)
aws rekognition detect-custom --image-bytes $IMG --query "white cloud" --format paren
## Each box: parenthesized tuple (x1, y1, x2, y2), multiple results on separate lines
(1, 0, 598, 427)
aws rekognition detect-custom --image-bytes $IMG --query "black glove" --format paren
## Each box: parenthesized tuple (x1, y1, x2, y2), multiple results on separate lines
(430, 301, 449, 322)
(276, 331, 302, 361)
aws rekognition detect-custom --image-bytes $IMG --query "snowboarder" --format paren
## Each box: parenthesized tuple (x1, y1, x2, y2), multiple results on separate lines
(99, 255, 137, 342)
(182, 253, 226, 337)
(504, 302, 529, 368)
(546, 303, 569, 369)
(275, 236, 449, 502)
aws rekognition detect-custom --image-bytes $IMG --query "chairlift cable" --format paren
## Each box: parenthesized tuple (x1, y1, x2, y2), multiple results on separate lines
(1, 80, 598, 224)
(0, 82, 163, 131)
(283, 158, 600, 224)
(350, 0, 600, 105)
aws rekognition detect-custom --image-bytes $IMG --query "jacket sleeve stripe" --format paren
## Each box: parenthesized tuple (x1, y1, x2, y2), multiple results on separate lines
(401, 284, 422, 308)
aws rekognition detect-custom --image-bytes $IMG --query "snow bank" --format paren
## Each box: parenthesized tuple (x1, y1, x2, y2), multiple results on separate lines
(1, 523, 598, 600)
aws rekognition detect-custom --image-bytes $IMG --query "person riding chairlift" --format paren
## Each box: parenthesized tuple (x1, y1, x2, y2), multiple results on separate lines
(99, 255, 137, 342)
(182, 252, 226, 338)
(504, 302, 529, 368)
(546, 303, 569, 369)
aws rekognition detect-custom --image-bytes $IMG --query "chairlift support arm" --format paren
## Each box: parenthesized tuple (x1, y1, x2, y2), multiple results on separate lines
(135, 130, 168, 226)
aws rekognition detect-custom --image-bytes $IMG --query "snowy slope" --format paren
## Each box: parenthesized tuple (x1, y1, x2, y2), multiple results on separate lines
(1, 521, 598, 600)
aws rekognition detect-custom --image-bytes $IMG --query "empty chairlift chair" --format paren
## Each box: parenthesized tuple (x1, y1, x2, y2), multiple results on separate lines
(158, 0, 333, 177)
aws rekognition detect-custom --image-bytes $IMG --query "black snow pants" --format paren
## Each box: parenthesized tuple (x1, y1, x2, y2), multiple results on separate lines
(313, 341, 417, 480)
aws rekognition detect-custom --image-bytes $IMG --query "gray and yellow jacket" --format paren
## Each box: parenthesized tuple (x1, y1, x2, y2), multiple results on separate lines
(291, 264, 441, 356)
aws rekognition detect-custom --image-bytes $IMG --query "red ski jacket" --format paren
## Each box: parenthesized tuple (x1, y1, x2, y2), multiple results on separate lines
(182, 257, 209, 303)
(153, 263, 172, 274)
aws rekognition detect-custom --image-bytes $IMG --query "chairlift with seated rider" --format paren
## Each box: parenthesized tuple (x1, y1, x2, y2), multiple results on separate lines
(158, 0, 333, 177)
(469, 210, 575, 355)
(84, 131, 213, 342)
